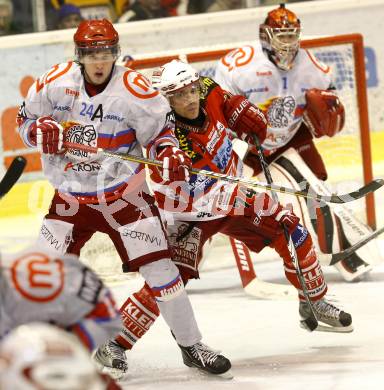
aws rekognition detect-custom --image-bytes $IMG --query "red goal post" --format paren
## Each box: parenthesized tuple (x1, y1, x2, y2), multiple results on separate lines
(126, 33, 376, 229)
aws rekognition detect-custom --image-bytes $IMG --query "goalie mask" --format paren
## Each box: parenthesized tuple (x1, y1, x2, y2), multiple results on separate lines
(151, 59, 200, 97)
(74, 19, 120, 64)
(0, 323, 106, 390)
(259, 4, 301, 71)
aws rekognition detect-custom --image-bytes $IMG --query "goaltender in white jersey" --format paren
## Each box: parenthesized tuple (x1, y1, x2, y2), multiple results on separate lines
(215, 3, 383, 281)
(216, 38, 330, 153)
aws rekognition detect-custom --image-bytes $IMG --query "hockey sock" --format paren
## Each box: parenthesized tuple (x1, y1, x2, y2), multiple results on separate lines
(271, 225, 327, 301)
(116, 283, 159, 350)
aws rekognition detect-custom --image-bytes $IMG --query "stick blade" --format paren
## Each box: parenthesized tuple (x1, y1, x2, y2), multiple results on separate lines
(0, 156, 27, 199)
(326, 179, 384, 203)
(244, 279, 297, 300)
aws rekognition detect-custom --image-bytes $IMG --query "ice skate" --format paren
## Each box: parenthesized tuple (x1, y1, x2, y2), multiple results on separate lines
(300, 298, 353, 333)
(178, 341, 232, 378)
(93, 340, 128, 380)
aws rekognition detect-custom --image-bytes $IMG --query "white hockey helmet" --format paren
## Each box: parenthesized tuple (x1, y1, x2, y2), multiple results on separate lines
(0, 323, 106, 390)
(259, 3, 301, 71)
(151, 59, 200, 96)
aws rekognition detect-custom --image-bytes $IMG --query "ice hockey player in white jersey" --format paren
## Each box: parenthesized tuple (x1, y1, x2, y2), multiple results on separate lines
(16, 19, 230, 379)
(0, 246, 122, 350)
(215, 3, 382, 281)
(0, 322, 122, 389)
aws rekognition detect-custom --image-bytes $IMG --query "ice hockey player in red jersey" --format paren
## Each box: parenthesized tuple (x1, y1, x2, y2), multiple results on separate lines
(94, 59, 353, 377)
(0, 322, 122, 390)
(215, 3, 383, 281)
(16, 19, 229, 379)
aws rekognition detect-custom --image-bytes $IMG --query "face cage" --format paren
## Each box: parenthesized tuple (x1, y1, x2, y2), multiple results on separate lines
(75, 45, 121, 64)
(264, 27, 301, 71)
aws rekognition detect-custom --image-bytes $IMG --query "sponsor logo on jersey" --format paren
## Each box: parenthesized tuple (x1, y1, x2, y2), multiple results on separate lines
(103, 113, 125, 122)
(54, 104, 71, 112)
(212, 137, 232, 171)
(244, 86, 269, 96)
(188, 173, 214, 192)
(10, 253, 65, 303)
(206, 121, 225, 154)
(64, 161, 101, 172)
(65, 88, 79, 98)
(256, 71, 273, 76)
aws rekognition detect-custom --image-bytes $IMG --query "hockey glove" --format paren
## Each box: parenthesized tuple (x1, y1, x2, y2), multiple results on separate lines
(156, 145, 192, 183)
(29, 116, 64, 154)
(234, 189, 299, 237)
(224, 95, 267, 144)
(253, 193, 299, 236)
(304, 88, 345, 138)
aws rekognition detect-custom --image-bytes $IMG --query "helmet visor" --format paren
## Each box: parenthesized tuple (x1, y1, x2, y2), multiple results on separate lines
(76, 46, 120, 64)
(167, 81, 201, 99)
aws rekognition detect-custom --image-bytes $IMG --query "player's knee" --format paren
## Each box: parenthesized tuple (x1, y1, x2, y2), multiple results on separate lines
(139, 258, 185, 303)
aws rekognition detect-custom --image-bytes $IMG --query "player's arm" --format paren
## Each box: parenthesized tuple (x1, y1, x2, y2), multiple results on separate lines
(66, 265, 122, 351)
(303, 88, 345, 138)
(16, 68, 64, 154)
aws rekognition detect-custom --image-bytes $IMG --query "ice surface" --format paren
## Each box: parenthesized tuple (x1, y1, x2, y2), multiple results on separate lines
(109, 240, 384, 390)
(1, 212, 384, 389)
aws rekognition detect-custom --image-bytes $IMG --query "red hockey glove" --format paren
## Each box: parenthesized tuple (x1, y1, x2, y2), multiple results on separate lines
(234, 189, 299, 237)
(223, 95, 267, 144)
(29, 116, 64, 154)
(304, 88, 345, 138)
(156, 145, 192, 183)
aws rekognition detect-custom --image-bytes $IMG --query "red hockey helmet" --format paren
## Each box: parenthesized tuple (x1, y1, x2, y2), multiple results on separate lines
(259, 4, 301, 71)
(74, 19, 120, 63)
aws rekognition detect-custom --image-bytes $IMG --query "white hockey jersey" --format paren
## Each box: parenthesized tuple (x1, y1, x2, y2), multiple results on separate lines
(17, 62, 176, 203)
(0, 246, 121, 350)
(215, 43, 332, 154)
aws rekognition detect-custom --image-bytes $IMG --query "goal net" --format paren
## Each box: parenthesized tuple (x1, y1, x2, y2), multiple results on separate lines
(80, 33, 375, 283)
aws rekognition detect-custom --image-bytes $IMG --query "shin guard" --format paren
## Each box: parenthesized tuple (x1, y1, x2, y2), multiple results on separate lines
(272, 225, 327, 301)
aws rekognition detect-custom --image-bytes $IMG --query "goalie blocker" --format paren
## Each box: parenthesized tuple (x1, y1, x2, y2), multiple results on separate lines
(252, 148, 383, 281)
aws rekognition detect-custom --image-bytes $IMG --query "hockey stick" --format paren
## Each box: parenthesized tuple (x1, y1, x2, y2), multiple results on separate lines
(0, 156, 27, 200)
(229, 237, 296, 300)
(328, 225, 384, 265)
(251, 135, 318, 331)
(63, 142, 383, 204)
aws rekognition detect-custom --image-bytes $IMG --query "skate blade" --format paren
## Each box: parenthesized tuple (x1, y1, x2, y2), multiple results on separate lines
(91, 352, 127, 380)
(185, 364, 234, 380)
(300, 321, 354, 334)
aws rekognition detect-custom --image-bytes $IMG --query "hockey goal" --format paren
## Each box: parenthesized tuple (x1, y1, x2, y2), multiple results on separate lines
(80, 33, 376, 283)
